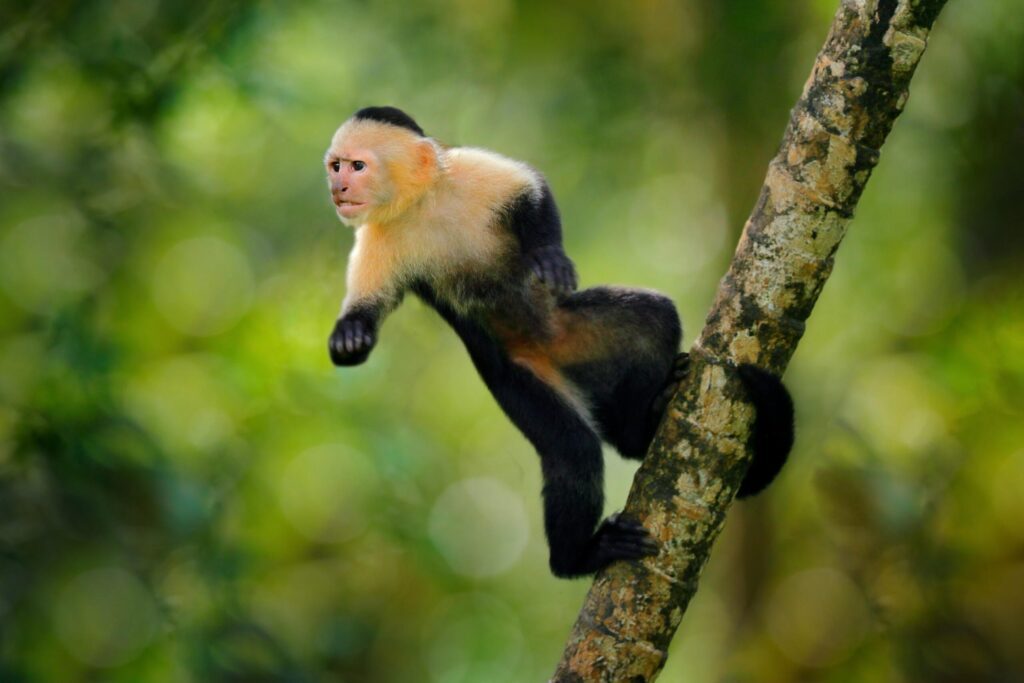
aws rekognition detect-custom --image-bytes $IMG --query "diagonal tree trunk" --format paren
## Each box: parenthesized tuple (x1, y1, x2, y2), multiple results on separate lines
(552, 1, 949, 680)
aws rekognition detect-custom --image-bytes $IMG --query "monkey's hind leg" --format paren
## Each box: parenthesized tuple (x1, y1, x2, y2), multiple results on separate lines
(561, 288, 683, 460)
(418, 291, 659, 578)
(489, 363, 658, 578)
(538, 425, 658, 578)
(587, 348, 687, 461)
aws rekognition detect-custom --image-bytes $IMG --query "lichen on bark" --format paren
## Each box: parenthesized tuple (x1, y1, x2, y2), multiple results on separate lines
(552, 1, 949, 681)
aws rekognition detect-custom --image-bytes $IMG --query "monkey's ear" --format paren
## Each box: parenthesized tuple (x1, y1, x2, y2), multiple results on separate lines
(413, 140, 439, 183)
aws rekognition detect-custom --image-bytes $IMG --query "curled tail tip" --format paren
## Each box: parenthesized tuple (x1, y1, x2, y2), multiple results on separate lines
(736, 473, 770, 499)
(737, 363, 792, 410)
(736, 362, 782, 385)
(736, 363, 795, 499)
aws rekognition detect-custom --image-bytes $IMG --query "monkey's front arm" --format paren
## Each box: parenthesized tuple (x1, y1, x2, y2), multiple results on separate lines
(328, 285, 404, 367)
(509, 181, 577, 296)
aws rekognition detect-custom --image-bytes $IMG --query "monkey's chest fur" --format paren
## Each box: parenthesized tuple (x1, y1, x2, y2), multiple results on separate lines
(356, 205, 602, 401)
(387, 209, 543, 324)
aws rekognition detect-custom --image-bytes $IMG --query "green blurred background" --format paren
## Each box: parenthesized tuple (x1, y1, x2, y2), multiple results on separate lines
(1, 0, 1022, 681)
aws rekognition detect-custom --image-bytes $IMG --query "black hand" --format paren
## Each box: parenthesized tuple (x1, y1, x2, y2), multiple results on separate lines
(650, 352, 691, 419)
(526, 245, 577, 295)
(586, 512, 659, 571)
(328, 317, 376, 366)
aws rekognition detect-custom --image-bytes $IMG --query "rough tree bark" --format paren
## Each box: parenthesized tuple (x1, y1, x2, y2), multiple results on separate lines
(551, 0, 949, 680)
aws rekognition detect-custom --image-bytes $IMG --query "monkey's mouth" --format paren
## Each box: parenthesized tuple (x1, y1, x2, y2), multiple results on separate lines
(336, 200, 366, 216)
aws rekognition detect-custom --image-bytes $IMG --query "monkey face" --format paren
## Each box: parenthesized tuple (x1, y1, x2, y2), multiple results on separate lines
(325, 147, 383, 226)
(325, 117, 438, 227)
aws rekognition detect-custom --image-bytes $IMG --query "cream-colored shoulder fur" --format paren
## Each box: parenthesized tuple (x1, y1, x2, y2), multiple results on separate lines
(422, 147, 541, 266)
(343, 145, 541, 313)
(444, 147, 542, 206)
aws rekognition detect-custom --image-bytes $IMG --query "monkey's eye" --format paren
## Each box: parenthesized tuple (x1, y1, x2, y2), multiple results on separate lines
(330, 160, 340, 173)
(352, 160, 366, 171)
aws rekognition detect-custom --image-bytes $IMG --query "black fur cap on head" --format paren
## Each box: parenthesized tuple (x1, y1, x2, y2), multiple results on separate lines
(352, 106, 425, 137)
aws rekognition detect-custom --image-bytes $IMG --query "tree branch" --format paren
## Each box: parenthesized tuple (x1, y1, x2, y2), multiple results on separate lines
(552, 1, 948, 680)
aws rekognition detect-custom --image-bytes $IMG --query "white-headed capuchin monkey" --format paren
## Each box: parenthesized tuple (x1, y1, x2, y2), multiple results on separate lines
(324, 106, 794, 578)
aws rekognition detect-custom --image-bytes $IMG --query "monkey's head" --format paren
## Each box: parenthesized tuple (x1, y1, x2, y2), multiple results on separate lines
(325, 106, 441, 227)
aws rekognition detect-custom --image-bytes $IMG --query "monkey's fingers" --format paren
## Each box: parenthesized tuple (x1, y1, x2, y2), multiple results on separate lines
(672, 352, 691, 380)
(329, 335, 343, 358)
(542, 260, 558, 289)
(342, 323, 353, 353)
(329, 328, 350, 365)
(611, 519, 656, 540)
(602, 514, 656, 540)
(527, 247, 576, 294)
(601, 538, 660, 559)
(607, 532, 660, 554)
(651, 355, 691, 418)
(553, 266, 577, 294)
(344, 320, 363, 353)
(527, 256, 543, 281)
(551, 262, 577, 294)
(328, 318, 376, 366)
(563, 264, 578, 292)
(595, 514, 660, 560)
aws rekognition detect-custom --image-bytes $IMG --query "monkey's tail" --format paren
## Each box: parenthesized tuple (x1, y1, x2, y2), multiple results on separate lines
(736, 364, 795, 498)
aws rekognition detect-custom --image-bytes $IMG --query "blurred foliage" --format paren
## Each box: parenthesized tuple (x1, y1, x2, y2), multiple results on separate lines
(1, 0, 1023, 681)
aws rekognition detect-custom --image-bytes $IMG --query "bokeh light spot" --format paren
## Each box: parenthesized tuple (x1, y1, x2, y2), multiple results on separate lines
(429, 477, 528, 577)
(423, 593, 524, 683)
(124, 354, 239, 456)
(843, 356, 949, 459)
(277, 443, 378, 543)
(52, 566, 159, 667)
(151, 235, 254, 336)
(0, 213, 103, 313)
